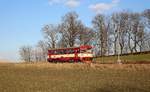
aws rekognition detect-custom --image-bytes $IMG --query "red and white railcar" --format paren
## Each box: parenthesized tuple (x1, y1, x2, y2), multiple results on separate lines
(47, 45, 93, 63)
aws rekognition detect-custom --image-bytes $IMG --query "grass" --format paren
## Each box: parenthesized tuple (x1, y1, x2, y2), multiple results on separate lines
(0, 62, 150, 92)
(95, 53, 150, 64)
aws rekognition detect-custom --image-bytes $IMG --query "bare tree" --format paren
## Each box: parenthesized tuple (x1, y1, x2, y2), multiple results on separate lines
(37, 40, 48, 61)
(57, 36, 68, 48)
(42, 24, 59, 48)
(19, 45, 32, 62)
(143, 9, 150, 28)
(59, 12, 83, 47)
(111, 12, 129, 54)
(136, 24, 145, 52)
(110, 13, 118, 55)
(127, 12, 146, 53)
(145, 32, 150, 50)
(142, 9, 150, 51)
(32, 47, 43, 62)
(79, 27, 95, 45)
(92, 14, 109, 56)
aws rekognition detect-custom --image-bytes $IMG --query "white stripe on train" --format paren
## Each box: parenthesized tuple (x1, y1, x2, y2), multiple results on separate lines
(49, 53, 93, 58)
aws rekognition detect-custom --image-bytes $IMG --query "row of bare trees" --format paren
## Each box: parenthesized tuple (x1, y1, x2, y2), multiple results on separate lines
(93, 9, 150, 56)
(19, 41, 48, 62)
(19, 9, 150, 62)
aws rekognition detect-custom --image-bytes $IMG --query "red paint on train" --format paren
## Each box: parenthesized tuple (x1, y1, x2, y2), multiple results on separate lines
(47, 45, 93, 63)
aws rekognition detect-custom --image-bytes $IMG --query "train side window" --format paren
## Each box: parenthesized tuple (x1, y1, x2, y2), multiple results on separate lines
(67, 49, 74, 54)
(71, 49, 75, 53)
(67, 49, 70, 54)
(67, 49, 71, 54)
(51, 51, 54, 54)
(60, 50, 64, 54)
(53, 50, 56, 54)
(63, 50, 67, 54)
(54, 50, 57, 54)
(49, 51, 54, 54)
(59, 50, 62, 54)
(57, 50, 59, 54)
(58, 50, 63, 54)
(58, 50, 61, 54)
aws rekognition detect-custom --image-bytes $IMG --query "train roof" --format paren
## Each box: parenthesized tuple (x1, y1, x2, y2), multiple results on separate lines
(48, 45, 92, 51)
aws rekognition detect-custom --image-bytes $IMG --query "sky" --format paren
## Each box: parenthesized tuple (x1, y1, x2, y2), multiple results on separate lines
(0, 0, 150, 62)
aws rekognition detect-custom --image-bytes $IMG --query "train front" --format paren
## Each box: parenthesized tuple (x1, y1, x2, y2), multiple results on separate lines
(78, 45, 93, 63)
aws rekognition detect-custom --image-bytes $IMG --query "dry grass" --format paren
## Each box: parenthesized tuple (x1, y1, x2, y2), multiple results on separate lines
(14, 62, 91, 69)
(14, 62, 150, 71)
(0, 62, 150, 92)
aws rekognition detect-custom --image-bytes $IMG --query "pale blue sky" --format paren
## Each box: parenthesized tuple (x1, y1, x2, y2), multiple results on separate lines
(0, 0, 150, 62)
